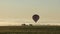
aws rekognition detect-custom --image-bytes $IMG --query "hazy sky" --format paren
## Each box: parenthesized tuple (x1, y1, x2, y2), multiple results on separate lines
(0, 0, 60, 26)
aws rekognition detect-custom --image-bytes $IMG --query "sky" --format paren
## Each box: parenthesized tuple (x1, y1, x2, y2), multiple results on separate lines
(0, 0, 60, 26)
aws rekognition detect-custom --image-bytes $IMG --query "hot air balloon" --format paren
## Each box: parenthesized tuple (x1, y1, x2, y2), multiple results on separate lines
(32, 14, 40, 23)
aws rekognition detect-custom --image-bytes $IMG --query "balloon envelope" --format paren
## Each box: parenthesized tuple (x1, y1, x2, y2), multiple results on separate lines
(32, 14, 40, 23)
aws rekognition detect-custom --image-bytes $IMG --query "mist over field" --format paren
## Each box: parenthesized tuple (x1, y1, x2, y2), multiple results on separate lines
(0, 18, 60, 26)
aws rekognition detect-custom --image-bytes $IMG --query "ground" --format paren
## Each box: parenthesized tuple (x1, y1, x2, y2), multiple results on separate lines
(0, 25, 60, 34)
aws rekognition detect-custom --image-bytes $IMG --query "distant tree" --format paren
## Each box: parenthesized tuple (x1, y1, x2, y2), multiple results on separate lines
(21, 24, 28, 26)
(21, 24, 26, 26)
(29, 24, 33, 26)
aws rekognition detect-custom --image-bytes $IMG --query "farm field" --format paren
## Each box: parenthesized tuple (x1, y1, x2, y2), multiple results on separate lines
(0, 25, 60, 34)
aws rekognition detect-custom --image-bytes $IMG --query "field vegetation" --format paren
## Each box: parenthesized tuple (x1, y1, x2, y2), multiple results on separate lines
(0, 25, 60, 34)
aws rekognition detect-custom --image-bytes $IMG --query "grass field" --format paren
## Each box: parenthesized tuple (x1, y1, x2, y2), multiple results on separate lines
(0, 25, 60, 34)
